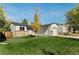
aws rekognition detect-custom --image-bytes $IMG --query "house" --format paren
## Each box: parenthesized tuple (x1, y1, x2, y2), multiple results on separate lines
(10, 22, 68, 37)
(10, 22, 34, 37)
(36, 23, 68, 36)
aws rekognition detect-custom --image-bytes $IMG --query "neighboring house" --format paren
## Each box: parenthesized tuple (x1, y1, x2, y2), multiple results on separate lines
(10, 22, 33, 37)
(10, 22, 68, 37)
(36, 23, 68, 36)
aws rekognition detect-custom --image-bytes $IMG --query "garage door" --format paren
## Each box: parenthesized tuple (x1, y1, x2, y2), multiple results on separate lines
(52, 29, 58, 36)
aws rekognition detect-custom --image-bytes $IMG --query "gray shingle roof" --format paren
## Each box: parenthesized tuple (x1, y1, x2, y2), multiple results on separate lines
(11, 22, 26, 26)
(11, 22, 32, 30)
(41, 23, 63, 27)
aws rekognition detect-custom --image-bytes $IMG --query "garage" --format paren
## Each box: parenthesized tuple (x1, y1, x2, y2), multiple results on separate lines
(51, 24, 59, 36)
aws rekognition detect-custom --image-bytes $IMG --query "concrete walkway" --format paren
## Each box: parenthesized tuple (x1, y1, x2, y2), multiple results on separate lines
(58, 35, 79, 39)
(36, 34, 79, 39)
(0, 42, 8, 45)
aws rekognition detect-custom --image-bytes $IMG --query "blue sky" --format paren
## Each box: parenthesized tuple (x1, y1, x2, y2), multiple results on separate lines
(2, 3, 77, 24)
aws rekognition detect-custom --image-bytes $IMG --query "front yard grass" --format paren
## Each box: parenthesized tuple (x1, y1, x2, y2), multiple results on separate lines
(0, 36, 79, 55)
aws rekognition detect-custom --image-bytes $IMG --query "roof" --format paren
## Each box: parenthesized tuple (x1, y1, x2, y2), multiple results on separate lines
(41, 23, 63, 27)
(11, 22, 32, 29)
(11, 22, 27, 26)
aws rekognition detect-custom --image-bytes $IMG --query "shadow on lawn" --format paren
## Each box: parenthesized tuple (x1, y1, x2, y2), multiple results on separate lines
(41, 48, 64, 55)
(41, 48, 56, 55)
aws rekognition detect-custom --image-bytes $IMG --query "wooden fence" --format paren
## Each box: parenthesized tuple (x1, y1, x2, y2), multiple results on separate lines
(3, 32, 13, 38)
(2, 31, 35, 38)
(15, 31, 35, 37)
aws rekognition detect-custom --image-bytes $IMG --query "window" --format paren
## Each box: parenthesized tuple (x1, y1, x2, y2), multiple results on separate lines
(51, 31, 53, 35)
(20, 26, 25, 31)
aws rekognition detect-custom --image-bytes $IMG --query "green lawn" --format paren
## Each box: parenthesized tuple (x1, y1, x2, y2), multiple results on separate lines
(0, 36, 79, 55)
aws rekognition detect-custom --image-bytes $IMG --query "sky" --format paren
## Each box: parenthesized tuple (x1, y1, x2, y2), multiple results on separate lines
(2, 3, 77, 24)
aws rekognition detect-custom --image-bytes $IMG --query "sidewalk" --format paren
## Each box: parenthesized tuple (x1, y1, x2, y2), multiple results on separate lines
(36, 34, 79, 39)
(58, 35, 79, 39)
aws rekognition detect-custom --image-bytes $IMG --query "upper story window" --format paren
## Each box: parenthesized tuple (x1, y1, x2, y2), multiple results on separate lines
(20, 26, 25, 31)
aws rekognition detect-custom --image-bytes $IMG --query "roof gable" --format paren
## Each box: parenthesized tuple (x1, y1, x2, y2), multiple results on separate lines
(51, 24, 59, 28)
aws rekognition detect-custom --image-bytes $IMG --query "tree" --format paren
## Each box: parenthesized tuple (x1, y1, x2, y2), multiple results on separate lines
(32, 13, 40, 33)
(65, 5, 79, 33)
(22, 19, 28, 25)
(0, 20, 5, 28)
(0, 6, 5, 31)
(66, 9, 76, 33)
(3, 19, 11, 31)
(0, 6, 10, 32)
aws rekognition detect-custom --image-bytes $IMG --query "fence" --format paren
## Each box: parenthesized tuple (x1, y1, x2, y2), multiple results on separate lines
(3, 31, 13, 38)
(15, 31, 29, 37)
(15, 31, 35, 37)
(2, 31, 35, 38)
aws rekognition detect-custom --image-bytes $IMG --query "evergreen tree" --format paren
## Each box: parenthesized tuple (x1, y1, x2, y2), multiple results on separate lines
(22, 19, 28, 25)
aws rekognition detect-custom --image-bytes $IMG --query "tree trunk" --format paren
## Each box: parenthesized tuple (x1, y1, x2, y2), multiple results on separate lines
(35, 31, 37, 34)
(73, 28, 76, 33)
(72, 25, 77, 33)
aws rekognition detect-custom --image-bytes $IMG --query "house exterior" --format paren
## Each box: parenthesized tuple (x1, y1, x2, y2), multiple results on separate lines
(10, 22, 34, 37)
(36, 23, 68, 36)
(10, 22, 68, 37)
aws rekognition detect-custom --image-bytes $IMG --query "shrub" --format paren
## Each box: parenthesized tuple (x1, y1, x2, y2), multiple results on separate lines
(0, 32, 6, 42)
(28, 35, 36, 37)
(63, 32, 69, 35)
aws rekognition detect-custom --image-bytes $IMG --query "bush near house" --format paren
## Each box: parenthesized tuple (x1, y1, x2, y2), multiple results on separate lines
(62, 32, 69, 35)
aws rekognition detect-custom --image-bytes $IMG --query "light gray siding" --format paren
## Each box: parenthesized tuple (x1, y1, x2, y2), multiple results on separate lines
(10, 24, 16, 37)
(37, 24, 67, 36)
(10, 23, 27, 37)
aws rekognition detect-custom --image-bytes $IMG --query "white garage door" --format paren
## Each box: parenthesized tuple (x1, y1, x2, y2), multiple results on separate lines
(52, 29, 58, 36)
